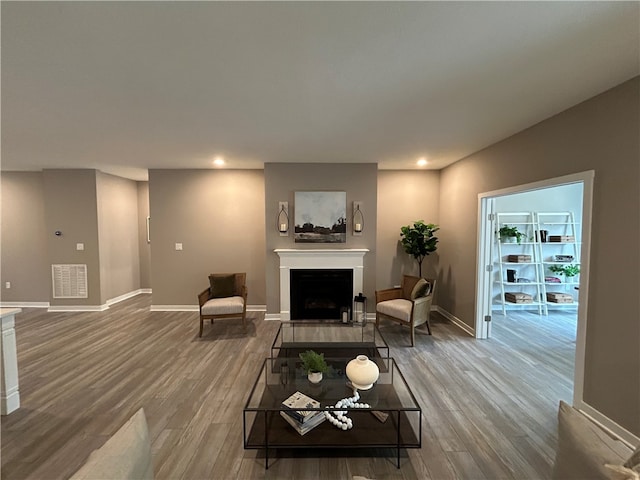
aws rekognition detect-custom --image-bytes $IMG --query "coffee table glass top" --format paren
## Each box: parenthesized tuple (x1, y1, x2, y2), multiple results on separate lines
(271, 320, 389, 359)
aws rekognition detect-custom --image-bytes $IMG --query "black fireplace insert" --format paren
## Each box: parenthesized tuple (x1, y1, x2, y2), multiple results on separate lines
(290, 269, 353, 320)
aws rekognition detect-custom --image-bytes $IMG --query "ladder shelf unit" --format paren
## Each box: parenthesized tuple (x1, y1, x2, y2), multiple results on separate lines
(492, 211, 581, 315)
(535, 212, 580, 311)
(494, 212, 546, 315)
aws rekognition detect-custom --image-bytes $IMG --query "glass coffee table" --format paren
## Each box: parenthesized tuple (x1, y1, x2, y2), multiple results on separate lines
(270, 320, 390, 360)
(243, 349, 421, 468)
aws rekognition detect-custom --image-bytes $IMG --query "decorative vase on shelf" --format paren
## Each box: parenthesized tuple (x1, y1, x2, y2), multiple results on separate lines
(346, 355, 379, 390)
(308, 371, 323, 384)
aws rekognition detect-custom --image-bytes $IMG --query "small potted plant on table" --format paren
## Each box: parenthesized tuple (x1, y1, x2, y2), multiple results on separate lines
(299, 350, 329, 384)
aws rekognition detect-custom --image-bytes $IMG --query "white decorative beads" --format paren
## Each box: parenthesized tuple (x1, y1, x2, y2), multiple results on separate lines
(324, 390, 370, 431)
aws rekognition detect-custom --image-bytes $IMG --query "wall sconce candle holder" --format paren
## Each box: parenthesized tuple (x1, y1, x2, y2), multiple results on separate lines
(353, 202, 364, 236)
(277, 201, 289, 236)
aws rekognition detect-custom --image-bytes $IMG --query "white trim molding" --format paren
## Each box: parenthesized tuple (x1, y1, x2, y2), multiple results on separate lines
(274, 248, 369, 321)
(577, 401, 640, 448)
(106, 289, 151, 306)
(150, 305, 198, 312)
(150, 304, 264, 313)
(0, 302, 49, 309)
(48, 304, 109, 312)
(436, 306, 475, 337)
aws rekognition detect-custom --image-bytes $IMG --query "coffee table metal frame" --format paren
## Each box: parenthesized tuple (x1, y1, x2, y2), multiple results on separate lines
(243, 355, 422, 469)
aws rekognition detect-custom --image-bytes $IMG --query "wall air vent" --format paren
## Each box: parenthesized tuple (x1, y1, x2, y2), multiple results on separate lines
(52, 264, 88, 299)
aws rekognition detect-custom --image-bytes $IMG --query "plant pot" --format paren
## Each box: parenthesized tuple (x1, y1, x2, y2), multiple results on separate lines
(307, 371, 323, 384)
(501, 236, 517, 243)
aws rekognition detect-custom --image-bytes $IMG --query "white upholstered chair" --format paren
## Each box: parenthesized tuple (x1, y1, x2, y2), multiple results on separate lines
(375, 275, 435, 347)
(197, 273, 247, 337)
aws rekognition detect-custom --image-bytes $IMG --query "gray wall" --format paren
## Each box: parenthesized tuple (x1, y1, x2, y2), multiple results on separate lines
(148, 169, 266, 306)
(437, 77, 639, 435)
(42, 169, 102, 306)
(137, 182, 151, 289)
(264, 163, 377, 314)
(376, 170, 440, 291)
(1, 170, 147, 306)
(0, 172, 49, 302)
(96, 172, 141, 302)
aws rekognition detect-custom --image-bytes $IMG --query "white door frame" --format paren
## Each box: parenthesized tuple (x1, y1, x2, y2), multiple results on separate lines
(475, 170, 595, 408)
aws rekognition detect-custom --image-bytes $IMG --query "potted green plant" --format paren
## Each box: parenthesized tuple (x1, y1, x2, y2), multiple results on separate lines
(400, 221, 439, 277)
(549, 264, 580, 281)
(499, 225, 524, 244)
(299, 350, 329, 383)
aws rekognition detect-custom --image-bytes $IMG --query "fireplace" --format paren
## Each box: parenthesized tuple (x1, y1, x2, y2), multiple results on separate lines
(290, 269, 353, 320)
(275, 249, 368, 321)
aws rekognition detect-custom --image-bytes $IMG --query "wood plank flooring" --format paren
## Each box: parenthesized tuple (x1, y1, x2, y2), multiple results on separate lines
(0, 296, 576, 479)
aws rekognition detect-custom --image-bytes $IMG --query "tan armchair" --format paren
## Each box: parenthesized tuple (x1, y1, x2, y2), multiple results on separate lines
(375, 275, 435, 347)
(197, 273, 247, 337)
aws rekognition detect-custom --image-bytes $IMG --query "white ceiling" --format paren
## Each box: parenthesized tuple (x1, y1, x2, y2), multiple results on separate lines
(2, 2, 638, 181)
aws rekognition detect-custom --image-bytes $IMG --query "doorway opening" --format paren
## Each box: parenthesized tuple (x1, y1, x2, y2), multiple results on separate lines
(475, 171, 594, 407)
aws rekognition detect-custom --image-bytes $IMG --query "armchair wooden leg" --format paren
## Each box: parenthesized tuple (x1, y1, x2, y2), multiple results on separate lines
(199, 317, 204, 337)
(425, 320, 432, 335)
(410, 327, 415, 347)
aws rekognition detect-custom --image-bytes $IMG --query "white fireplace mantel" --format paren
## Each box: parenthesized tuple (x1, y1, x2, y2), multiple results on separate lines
(275, 249, 369, 321)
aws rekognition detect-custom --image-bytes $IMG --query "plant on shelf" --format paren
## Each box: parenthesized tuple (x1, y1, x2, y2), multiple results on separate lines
(400, 221, 439, 277)
(498, 225, 524, 244)
(549, 264, 580, 280)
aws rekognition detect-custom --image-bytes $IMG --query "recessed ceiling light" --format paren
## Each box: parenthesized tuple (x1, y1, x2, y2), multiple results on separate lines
(417, 157, 427, 167)
(213, 156, 225, 166)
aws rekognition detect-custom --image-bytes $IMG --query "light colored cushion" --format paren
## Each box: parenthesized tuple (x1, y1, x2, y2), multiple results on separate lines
(209, 274, 236, 298)
(201, 296, 244, 315)
(71, 408, 153, 480)
(552, 401, 631, 480)
(376, 299, 412, 322)
(410, 278, 431, 300)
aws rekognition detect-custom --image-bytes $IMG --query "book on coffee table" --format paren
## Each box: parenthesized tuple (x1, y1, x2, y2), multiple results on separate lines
(282, 391, 321, 423)
(280, 410, 326, 435)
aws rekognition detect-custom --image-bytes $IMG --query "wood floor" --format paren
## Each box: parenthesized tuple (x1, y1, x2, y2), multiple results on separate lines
(0, 296, 576, 479)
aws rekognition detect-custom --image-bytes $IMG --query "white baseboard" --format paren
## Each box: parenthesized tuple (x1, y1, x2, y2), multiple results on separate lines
(264, 313, 281, 321)
(48, 304, 109, 312)
(47, 289, 150, 312)
(576, 400, 640, 448)
(150, 305, 198, 312)
(106, 289, 150, 306)
(0, 302, 49, 309)
(1, 290, 152, 311)
(150, 304, 264, 312)
(435, 305, 475, 337)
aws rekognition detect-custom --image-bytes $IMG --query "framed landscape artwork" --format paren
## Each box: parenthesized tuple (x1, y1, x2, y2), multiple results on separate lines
(294, 191, 347, 243)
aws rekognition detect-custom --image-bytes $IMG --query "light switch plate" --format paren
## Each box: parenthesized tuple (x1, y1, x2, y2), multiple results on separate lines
(76, 243, 84, 251)
(175, 243, 183, 251)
